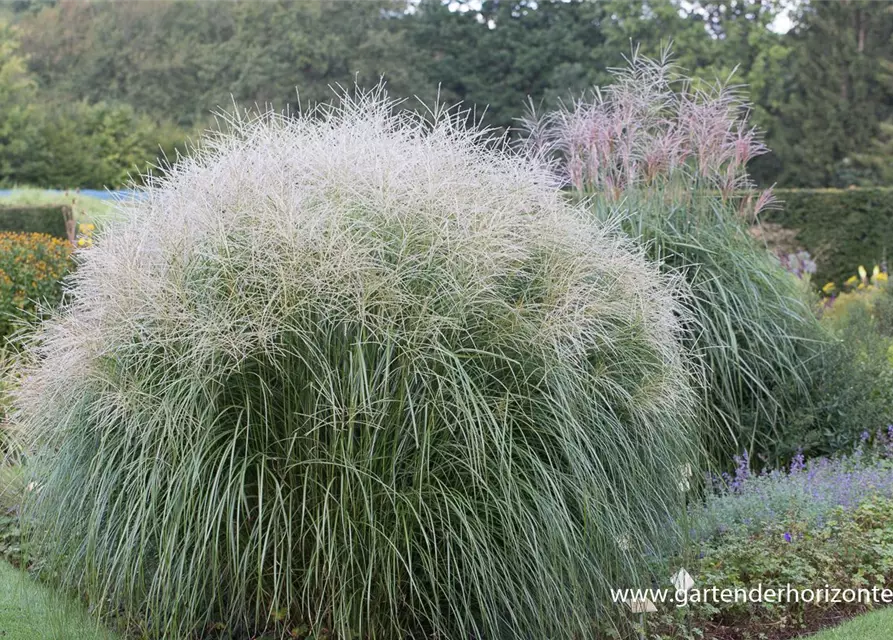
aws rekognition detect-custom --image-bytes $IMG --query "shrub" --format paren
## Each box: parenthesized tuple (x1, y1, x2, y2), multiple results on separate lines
(0, 205, 71, 239)
(34, 100, 185, 190)
(525, 52, 830, 465)
(822, 265, 893, 336)
(0, 189, 114, 228)
(765, 188, 893, 289)
(874, 287, 893, 338)
(801, 272, 893, 450)
(797, 341, 893, 455)
(14, 90, 697, 639)
(0, 232, 72, 341)
(1, 94, 190, 189)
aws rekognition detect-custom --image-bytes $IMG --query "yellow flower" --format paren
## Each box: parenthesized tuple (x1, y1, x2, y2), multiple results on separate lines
(822, 282, 836, 294)
(845, 275, 859, 288)
(878, 272, 889, 283)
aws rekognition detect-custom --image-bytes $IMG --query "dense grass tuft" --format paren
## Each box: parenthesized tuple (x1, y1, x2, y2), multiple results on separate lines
(612, 193, 826, 464)
(14, 89, 696, 639)
(527, 52, 830, 465)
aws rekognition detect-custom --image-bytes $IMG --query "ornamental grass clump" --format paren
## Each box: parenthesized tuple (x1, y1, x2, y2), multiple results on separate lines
(525, 51, 830, 465)
(14, 89, 697, 639)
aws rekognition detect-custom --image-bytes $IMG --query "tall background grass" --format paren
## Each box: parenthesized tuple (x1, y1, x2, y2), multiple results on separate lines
(526, 51, 833, 465)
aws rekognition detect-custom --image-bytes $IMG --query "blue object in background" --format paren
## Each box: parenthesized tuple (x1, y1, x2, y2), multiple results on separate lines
(0, 189, 141, 200)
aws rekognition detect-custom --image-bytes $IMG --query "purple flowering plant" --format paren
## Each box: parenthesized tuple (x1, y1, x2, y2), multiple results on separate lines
(778, 250, 817, 280)
(691, 426, 893, 540)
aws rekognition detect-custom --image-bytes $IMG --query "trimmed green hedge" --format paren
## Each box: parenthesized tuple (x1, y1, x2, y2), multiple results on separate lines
(765, 188, 893, 286)
(0, 205, 71, 240)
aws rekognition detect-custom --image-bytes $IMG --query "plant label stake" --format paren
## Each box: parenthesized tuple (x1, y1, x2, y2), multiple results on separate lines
(625, 597, 656, 640)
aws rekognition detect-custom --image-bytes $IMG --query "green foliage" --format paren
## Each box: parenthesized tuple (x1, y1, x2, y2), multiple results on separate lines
(821, 269, 893, 333)
(6, 0, 56, 15)
(0, 205, 68, 238)
(32, 101, 170, 189)
(619, 195, 827, 465)
(6, 0, 893, 189)
(17, 0, 426, 128)
(798, 280, 893, 451)
(875, 285, 893, 337)
(798, 342, 893, 455)
(765, 188, 893, 288)
(0, 465, 24, 567)
(15, 92, 697, 639)
(0, 22, 45, 186)
(0, 559, 123, 640)
(768, 1, 893, 188)
(853, 112, 893, 185)
(0, 189, 112, 225)
(0, 231, 71, 341)
(9, 0, 893, 191)
(8, 99, 188, 189)
(654, 495, 893, 639)
(410, 0, 714, 131)
(534, 51, 830, 466)
(0, 19, 187, 189)
(0, 346, 23, 567)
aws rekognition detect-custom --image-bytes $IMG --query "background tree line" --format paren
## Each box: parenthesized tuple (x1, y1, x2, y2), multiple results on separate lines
(0, 0, 892, 189)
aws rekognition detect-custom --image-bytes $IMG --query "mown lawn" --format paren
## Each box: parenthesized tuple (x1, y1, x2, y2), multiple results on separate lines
(0, 560, 120, 640)
(810, 607, 893, 639)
